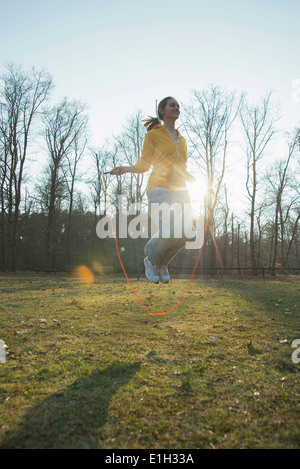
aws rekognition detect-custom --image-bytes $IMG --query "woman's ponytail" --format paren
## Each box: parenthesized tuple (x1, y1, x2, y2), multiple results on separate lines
(142, 116, 160, 131)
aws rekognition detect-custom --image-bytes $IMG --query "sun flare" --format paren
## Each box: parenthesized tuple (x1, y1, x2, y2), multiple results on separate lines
(187, 178, 207, 216)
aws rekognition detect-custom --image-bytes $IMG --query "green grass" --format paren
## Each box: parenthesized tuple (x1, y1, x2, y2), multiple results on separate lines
(0, 273, 299, 449)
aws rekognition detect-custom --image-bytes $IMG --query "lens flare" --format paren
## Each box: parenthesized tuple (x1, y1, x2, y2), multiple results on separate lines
(91, 260, 108, 276)
(72, 265, 94, 283)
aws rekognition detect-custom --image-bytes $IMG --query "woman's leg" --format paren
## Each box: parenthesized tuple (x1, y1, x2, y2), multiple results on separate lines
(144, 187, 195, 267)
(144, 187, 167, 265)
(160, 199, 196, 266)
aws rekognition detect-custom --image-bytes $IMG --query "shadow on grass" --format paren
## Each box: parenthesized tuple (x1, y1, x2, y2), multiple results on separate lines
(1, 362, 140, 449)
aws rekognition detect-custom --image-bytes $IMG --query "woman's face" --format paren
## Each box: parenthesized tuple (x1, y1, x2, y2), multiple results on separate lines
(160, 98, 180, 121)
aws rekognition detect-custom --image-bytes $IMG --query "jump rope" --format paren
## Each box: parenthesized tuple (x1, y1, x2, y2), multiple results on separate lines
(101, 172, 214, 316)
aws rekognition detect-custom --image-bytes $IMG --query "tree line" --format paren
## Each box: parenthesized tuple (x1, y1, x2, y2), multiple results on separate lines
(0, 63, 299, 275)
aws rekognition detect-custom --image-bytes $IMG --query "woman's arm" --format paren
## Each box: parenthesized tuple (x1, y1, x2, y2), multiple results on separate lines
(110, 132, 154, 176)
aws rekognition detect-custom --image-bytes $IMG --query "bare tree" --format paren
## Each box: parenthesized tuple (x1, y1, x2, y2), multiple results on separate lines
(217, 184, 230, 270)
(113, 109, 147, 205)
(0, 118, 9, 269)
(183, 85, 242, 271)
(0, 63, 52, 270)
(89, 145, 116, 217)
(239, 92, 278, 275)
(236, 222, 241, 273)
(267, 129, 300, 274)
(63, 133, 88, 264)
(39, 97, 87, 267)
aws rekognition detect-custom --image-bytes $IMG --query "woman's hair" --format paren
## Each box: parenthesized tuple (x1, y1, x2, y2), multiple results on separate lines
(142, 96, 176, 131)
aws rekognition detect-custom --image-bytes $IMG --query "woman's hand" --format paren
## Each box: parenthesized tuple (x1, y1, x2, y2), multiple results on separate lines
(110, 166, 130, 176)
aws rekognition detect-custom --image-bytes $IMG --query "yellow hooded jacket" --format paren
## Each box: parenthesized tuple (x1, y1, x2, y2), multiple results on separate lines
(133, 124, 192, 192)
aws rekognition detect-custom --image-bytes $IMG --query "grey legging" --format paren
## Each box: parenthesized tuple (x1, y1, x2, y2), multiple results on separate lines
(144, 186, 196, 266)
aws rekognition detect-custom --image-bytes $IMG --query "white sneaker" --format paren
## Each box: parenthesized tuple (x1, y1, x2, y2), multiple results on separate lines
(159, 265, 170, 283)
(144, 257, 160, 284)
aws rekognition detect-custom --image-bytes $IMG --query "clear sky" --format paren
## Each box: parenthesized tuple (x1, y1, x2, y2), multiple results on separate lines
(1, 0, 299, 146)
(1, 0, 299, 217)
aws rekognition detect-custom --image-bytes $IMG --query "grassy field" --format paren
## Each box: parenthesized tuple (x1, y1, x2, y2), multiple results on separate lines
(0, 272, 299, 449)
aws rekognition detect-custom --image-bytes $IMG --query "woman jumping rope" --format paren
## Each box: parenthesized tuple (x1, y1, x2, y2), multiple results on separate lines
(110, 96, 196, 284)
